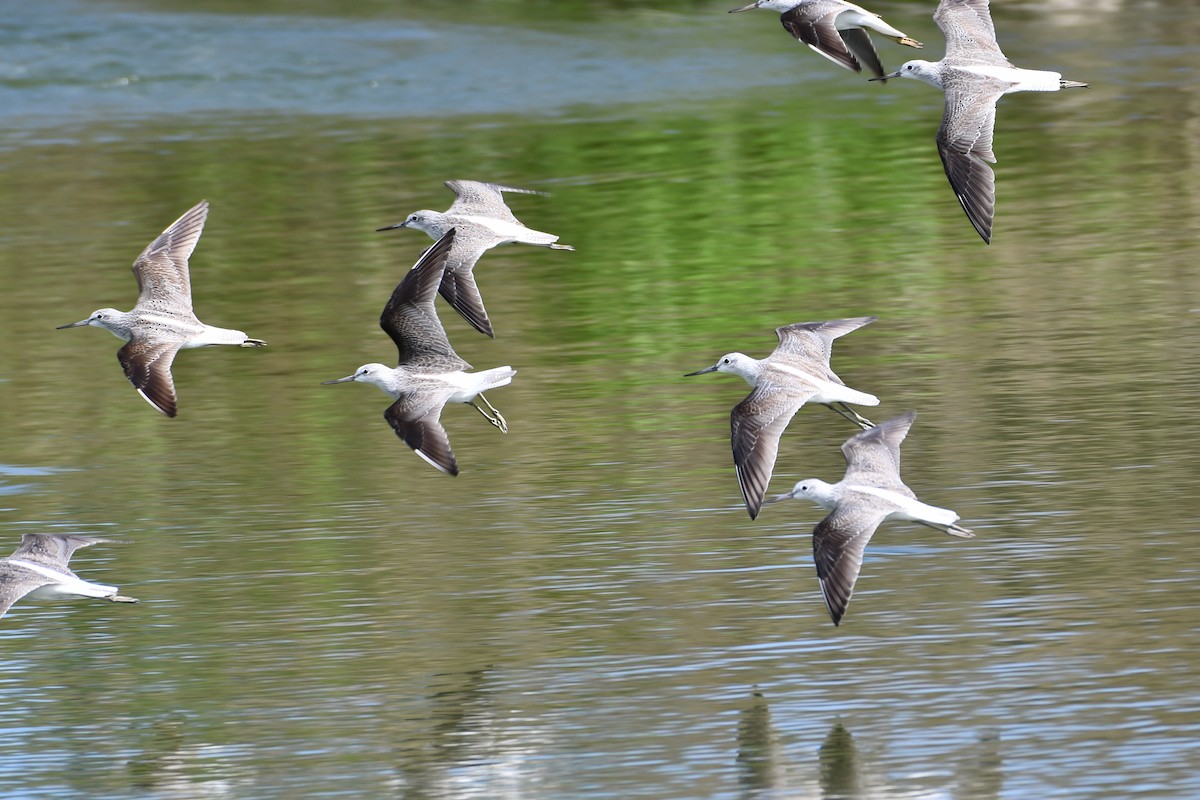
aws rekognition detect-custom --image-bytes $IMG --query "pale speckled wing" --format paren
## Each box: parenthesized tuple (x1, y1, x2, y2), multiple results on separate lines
(772, 317, 877, 374)
(131, 200, 208, 314)
(437, 226, 502, 338)
(10, 533, 105, 567)
(380, 229, 471, 370)
(934, 0, 1010, 67)
(384, 395, 459, 476)
(731, 380, 818, 519)
(445, 180, 546, 225)
(0, 562, 49, 618)
(840, 411, 917, 492)
(117, 337, 181, 417)
(811, 503, 890, 625)
(937, 73, 1007, 244)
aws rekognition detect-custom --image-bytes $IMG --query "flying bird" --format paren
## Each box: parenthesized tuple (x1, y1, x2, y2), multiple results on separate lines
(324, 228, 515, 476)
(873, 0, 1087, 243)
(57, 201, 266, 417)
(377, 180, 574, 338)
(729, 0, 922, 81)
(686, 317, 879, 520)
(769, 411, 974, 625)
(0, 534, 138, 619)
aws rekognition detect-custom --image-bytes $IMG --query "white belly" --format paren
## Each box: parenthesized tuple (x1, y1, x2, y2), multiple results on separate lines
(849, 485, 958, 526)
(12, 559, 118, 599)
(960, 64, 1064, 93)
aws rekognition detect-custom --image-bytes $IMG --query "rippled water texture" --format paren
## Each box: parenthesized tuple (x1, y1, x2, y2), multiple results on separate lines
(1, 1, 1199, 797)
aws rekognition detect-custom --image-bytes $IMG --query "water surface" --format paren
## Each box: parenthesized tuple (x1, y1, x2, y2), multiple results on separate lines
(1, 1, 1199, 798)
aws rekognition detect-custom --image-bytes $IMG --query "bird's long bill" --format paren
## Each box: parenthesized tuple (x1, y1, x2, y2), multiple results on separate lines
(321, 375, 357, 385)
(764, 491, 795, 506)
(683, 365, 719, 377)
(375, 221, 408, 232)
(728, 1, 759, 12)
(869, 71, 901, 82)
(56, 318, 90, 329)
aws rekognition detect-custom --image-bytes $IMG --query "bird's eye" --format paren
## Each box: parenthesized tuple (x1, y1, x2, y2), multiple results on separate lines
(722, 357, 731, 364)
(906, 65, 914, 71)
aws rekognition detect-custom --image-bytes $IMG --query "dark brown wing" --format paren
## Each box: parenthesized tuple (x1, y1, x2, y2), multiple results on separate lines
(936, 75, 1007, 244)
(838, 27, 887, 80)
(117, 337, 182, 417)
(731, 382, 815, 519)
(379, 229, 470, 368)
(438, 233, 495, 338)
(811, 504, 889, 625)
(383, 394, 459, 476)
(781, 6, 863, 74)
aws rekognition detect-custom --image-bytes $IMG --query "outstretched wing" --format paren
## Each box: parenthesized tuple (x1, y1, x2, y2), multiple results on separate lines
(0, 562, 49, 619)
(384, 394, 459, 476)
(731, 381, 816, 519)
(131, 200, 208, 313)
(840, 411, 916, 492)
(379, 229, 470, 369)
(773, 317, 877, 365)
(118, 337, 182, 417)
(437, 227, 498, 338)
(811, 504, 889, 626)
(934, 0, 1010, 67)
(445, 180, 546, 225)
(781, 5, 867, 74)
(10, 533, 107, 567)
(936, 74, 1007, 244)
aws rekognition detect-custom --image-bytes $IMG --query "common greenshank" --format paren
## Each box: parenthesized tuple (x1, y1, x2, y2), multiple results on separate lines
(57, 201, 266, 417)
(686, 317, 879, 520)
(377, 180, 574, 338)
(324, 228, 515, 477)
(729, 0, 922, 81)
(768, 411, 974, 625)
(0, 534, 138, 619)
(872, 0, 1087, 243)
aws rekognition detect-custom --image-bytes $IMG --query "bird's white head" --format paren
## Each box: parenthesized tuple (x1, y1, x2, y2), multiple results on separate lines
(56, 308, 129, 339)
(379, 210, 448, 237)
(775, 478, 838, 510)
(684, 352, 760, 385)
(322, 363, 396, 393)
(376, 208, 448, 236)
(889, 60, 943, 87)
